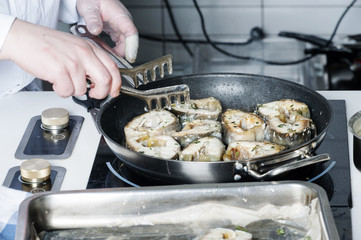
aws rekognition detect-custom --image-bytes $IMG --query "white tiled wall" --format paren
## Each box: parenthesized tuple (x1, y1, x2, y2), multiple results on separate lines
(162, 7, 262, 36)
(264, 7, 361, 36)
(124, 0, 361, 36)
(121, 0, 361, 64)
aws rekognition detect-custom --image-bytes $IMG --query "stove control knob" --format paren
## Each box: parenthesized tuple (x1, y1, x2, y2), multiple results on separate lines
(20, 159, 51, 183)
(41, 108, 69, 130)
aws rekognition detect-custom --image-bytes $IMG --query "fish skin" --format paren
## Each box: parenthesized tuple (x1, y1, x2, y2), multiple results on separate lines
(265, 115, 315, 147)
(171, 97, 222, 126)
(257, 99, 315, 148)
(223, 141, 285, 161)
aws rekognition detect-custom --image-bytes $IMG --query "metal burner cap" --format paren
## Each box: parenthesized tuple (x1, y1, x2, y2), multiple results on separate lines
(20, 159, 51, 183)
(41, 108, 69, 130)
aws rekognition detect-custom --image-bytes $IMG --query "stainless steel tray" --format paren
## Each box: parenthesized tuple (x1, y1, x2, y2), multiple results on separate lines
(16, 181, 339, 240)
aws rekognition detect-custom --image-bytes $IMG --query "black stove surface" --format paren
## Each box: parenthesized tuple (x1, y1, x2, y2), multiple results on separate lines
(87, 100, 352, 239)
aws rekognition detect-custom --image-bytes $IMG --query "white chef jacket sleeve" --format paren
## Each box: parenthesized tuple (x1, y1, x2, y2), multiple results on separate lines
(0, 13, 15, 51)
(58, 0, 80, 24)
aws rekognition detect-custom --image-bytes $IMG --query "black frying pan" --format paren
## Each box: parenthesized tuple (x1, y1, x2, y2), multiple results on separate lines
(88, 73, 332, 183)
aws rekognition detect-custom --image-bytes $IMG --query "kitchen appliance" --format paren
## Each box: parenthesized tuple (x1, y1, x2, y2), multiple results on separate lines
(279, 31, 361, 90)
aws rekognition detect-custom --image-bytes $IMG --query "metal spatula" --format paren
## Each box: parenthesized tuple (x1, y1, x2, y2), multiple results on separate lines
(122, 84, 190, 110)
(83, 78, 189, 111)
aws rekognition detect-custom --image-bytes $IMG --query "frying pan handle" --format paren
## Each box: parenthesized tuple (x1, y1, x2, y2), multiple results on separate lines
(237, 153, 331, 180)
(72, 88, 107, 124)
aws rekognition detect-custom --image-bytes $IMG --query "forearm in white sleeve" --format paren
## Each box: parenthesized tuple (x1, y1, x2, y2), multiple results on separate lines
(0, 13, 15, 51)
(59, 0, 80, 24)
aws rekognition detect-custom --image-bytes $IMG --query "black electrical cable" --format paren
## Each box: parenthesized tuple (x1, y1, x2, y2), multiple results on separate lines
(192, 0, 314, 65)
(140, 26, 264, 45)
(163, 0, 194, 57)
(192, 0, 358, 65)
(325, 0, 358, 47)
(145, 1, 262, 52)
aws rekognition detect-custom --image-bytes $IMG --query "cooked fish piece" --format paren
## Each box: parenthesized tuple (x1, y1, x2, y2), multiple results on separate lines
(257, 99, 311, 120)
(265, 114, 315, 147)
(201, 227, 252, 240)
(124, 109, 180, 140)
(222, 109, 265, 144)
(179, 137, 225, 162)
(223, 141, 285, 161)
(171, 97, 222, 125)
(172, 119, 222, 147)
(126, 135, 181, 159)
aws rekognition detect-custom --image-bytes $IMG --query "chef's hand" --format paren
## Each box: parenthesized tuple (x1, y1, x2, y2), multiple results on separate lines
(0, 19, 121, 99)
(77, 0, 139, 63)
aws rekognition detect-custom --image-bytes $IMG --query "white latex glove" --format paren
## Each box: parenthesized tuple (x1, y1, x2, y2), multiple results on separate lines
(0, 19, 121, 99)
(77, 0, 139, 63)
